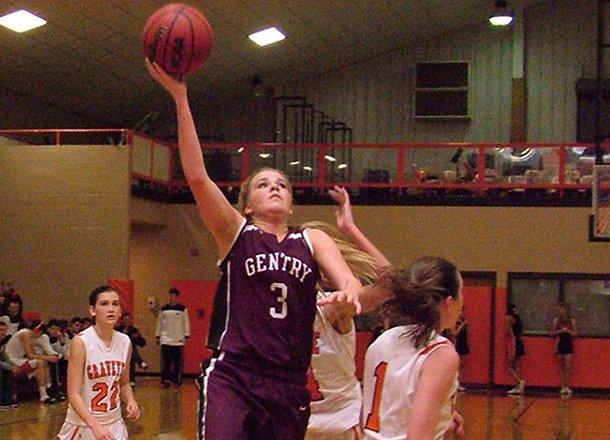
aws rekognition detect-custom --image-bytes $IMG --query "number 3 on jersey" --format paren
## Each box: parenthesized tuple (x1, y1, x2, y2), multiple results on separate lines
(269, 282, 288, 319)
(364, 362, 388, 432)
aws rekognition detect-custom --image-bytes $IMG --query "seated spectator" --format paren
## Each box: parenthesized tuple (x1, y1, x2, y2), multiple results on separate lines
(1, 299, 24, 335)
(0, 281, 16, 310)
(0, 321, 20, 408)
(32, 319, 67, 400)
(81, 317, 92, 330)
(116, 312, 148, 386)
(67, 316, 83, 339)
(4, 320, 58, 403)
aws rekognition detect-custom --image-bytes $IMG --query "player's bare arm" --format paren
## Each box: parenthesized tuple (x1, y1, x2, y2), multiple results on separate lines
(309, 228, 362, 313)
(145, 59, 243, 254)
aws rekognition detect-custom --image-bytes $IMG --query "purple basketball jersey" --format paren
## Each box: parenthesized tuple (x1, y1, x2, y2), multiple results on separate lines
(207, 222, 320, 378)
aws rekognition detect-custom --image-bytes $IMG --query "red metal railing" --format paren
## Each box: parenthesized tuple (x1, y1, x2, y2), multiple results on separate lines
(2, 129, 608, 198)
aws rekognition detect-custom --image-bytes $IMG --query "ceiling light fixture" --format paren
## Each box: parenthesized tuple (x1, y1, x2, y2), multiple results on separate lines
(338, 163, 348, 169)
(0, 9, 46, 33)
(249, 27, 286, 47)
(324, 155, 336, 162)
(489, 0, 514, 26)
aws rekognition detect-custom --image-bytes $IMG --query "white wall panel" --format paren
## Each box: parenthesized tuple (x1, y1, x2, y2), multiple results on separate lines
(279, 21, 514, 144)
(526, 0, 596, 142)
(275, 0, 598, 144)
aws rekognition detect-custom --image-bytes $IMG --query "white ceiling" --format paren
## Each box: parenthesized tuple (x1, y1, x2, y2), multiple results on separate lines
(0, 0, 546, 129)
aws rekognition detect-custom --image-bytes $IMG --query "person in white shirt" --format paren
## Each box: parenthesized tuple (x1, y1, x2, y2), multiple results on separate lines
(5, 321, 57, 403)
(155, 287, 190, 388)
(33, 319, 68, 400)
(361, 257, 465, 440)
(55, 285, 140, 440)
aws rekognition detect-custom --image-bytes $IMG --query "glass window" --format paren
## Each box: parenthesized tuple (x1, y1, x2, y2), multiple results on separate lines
(510, 277, 560, 335)
(564, 280, 610, 337)
(509, 274, 610, 337)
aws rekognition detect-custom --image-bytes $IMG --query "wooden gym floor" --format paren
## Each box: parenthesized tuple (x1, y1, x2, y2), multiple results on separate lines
(2, 377, 610, 439)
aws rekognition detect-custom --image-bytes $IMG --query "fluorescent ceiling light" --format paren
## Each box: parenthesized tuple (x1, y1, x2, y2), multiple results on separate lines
(0, 9, 46, 33)
(489, 14, 513, 26)
(249, 27, 285, 46)
(489, 1, 514, 26)
(324, 155, 336, 162)
(289, 160, 300, 166)
(303, 166, 312, 171)
(237, 147, 244, 153)
(338, 163, 348, 169)
(259, 153, 271, 159)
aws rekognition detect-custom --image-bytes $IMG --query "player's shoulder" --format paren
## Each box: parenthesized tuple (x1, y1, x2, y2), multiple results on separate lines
(422, 339, 459, 370)
(114, 329, 130, 342)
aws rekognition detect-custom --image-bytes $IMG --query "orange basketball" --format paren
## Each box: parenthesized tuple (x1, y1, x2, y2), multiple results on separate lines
(142, 3, 213, 79)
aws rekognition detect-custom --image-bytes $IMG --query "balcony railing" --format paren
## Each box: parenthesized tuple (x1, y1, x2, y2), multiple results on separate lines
(2, 129, 609, 204)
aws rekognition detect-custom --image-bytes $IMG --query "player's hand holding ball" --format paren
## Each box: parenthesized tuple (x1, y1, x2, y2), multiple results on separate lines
(143, 3, 214, 79)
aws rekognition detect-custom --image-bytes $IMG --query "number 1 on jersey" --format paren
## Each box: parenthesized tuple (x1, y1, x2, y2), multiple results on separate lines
(364, 362, 388, 432)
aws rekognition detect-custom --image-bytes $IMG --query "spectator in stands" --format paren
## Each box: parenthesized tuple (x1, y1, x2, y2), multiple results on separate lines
(67, 316, 83, 339)
(81, 317, 92, 330)
(0, 320, 19, 408)
(117, 312, 148, 386)
(0, 281, 16, 311)
(156, 287, 190, 388)
(4, 320, 58, 403)
(1, 299, 24, 335)
(53, 319, 71, 394)
(33, 319, 68, 399)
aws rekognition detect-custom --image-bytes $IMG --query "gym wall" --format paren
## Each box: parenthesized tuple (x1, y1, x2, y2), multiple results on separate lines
(0, 145, 130, 319)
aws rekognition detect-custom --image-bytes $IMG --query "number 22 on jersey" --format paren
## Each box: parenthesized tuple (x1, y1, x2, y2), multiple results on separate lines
(91, 381, 120, 412)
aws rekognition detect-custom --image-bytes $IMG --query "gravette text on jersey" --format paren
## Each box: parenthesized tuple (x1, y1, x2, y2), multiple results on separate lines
(86, 360, 126, 380)
(244, 252, 313, 282)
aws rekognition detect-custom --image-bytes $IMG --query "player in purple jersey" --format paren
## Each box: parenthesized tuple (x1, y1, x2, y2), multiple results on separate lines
(146, 60, 362, 440)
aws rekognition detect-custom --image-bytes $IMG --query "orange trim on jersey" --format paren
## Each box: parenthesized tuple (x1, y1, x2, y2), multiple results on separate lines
(418, 340, 449, 356)
(69, 427, 81, 440)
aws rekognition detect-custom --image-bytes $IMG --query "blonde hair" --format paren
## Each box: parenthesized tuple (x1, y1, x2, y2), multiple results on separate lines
(301, 220, 378, 285)
(237, 167, 293, 218)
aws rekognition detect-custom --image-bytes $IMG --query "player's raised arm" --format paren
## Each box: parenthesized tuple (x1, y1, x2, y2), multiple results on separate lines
(145, 59, 243, 255)
(328, 185, 393, 312)
(308, 228, 362, 314)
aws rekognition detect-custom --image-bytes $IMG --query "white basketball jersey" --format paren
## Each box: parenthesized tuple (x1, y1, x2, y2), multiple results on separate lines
(65, 327, 131, 426)
(306, 292, 361, 434)
(361, 325, 457, 440)
(5, 328, 29, 360)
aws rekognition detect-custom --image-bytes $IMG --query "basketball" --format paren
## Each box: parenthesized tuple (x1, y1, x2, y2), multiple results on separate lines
(142, 3, 213, 79)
